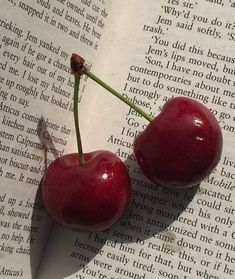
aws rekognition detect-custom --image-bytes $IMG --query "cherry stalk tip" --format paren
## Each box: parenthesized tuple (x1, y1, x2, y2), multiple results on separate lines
(71, 54, 85, 76)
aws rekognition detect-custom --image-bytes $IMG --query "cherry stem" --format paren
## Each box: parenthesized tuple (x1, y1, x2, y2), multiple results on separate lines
(74, 75, 85, 165)
(84, 69, 154, 123)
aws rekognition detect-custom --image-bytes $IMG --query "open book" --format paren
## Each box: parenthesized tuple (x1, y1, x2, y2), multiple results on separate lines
(0, 0, 234, 278)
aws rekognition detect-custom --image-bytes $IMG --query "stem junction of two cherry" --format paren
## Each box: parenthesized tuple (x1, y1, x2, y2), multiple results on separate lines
(71, 54, 153, 165)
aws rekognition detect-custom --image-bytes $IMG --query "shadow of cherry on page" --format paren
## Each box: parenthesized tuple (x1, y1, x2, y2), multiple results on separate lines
(30, 116, 59, 278)
(106, 156, 198, 245)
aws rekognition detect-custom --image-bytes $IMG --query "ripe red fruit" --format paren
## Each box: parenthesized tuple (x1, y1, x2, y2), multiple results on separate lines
(134, 97, 223, 188)
(42, 151, 131, 231)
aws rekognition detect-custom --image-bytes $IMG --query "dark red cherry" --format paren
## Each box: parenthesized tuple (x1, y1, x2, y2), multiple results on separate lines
(42, 151, 131, 231)
(134, 97, 223, 188)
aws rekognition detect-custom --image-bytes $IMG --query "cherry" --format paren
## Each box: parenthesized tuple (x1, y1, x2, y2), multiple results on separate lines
(42, 151, 131, 231)
(133, 97, 223, 188)
(41, 54, 131, 231)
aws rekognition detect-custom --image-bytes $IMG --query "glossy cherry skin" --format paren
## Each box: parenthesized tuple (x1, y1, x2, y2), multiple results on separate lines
(134, 97, 223, 188)
(42, 151, 131, 231)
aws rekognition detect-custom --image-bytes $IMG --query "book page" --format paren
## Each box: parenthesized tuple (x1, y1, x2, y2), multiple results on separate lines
(0, 0, 111, 278)
(37, 0, 235, 278)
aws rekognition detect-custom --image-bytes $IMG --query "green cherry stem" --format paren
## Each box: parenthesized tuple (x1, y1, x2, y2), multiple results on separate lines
(73, 75, 85, 165)
(84, 68, 154, 123)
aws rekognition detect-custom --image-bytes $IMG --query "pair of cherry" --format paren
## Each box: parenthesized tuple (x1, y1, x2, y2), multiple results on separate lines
(42, 55, 223, 232)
